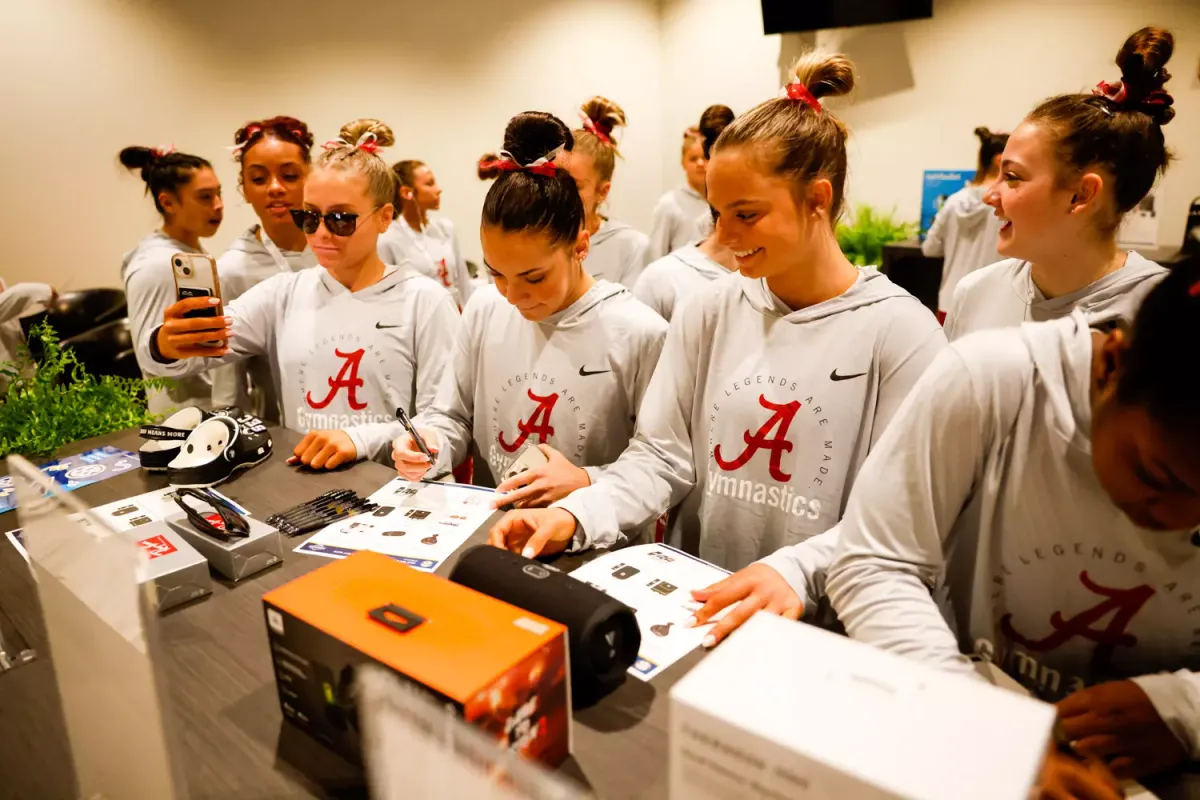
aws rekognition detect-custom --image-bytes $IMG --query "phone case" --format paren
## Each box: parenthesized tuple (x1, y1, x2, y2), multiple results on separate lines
(171, 252, 223, 319)
(501, 445, 550, 482)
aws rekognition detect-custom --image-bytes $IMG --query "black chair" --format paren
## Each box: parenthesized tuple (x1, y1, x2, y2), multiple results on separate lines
(59, 318, 142, 382)
(21, 288, 127, 343)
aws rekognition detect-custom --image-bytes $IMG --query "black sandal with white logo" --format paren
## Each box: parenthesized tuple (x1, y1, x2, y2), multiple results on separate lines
(166, 413, 272, 488)
(138, 406, 244, 472)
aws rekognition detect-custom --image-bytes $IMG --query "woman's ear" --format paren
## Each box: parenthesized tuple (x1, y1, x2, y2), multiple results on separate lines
(595, 179, 613, 206)
(805, 179, 834, 218)
(1094, 327, 1129, 397)
(574, 228, 591, 263)
(1070, 172, 1104, 215)
(378, 203, 395, 229)
(157, 191, 177, 217)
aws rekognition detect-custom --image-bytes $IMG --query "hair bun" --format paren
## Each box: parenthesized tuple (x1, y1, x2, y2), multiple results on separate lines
(477, 152, 504, 181)
(1112, 27, 1176, 125)
(338, 118, 395, 149)
(791, 51, 856, 100)
(118, 145, 157, 174)
(698, 104, 735, 159)
(580, 96, 627, 144)
(973, 126, 991, 139)
(503, 112, 573, 168)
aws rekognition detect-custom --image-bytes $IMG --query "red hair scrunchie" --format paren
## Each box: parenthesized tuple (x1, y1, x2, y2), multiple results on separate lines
(786, 82, 822, 113)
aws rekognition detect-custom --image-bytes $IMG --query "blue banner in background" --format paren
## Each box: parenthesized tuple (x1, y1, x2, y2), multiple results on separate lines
(0, 446, 139, 514)
(920, 170, 973, 238)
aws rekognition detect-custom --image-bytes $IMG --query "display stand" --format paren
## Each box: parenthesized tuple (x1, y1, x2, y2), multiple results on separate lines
(10, 455, 189, 800)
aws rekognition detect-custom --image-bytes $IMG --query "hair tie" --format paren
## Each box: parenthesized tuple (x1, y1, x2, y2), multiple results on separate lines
(150, 143, 177, 159)
(784, 82, 822, 113)
(1189, 279, 1200, 298)
(321, 131, 379, 155)
(480, 149, 559, 178)
(578, 110, 613, 145)
(1093, 80, 1129, 105)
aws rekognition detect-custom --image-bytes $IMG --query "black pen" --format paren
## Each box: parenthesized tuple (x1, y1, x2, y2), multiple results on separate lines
(395, 406, 436, 464)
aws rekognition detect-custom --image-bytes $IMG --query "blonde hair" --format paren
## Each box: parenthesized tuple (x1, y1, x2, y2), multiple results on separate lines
(573, 96, 626, 183)
(315, 118, 397, 208)
(681, 127, 702, 157)
(714, 52, 856, 220)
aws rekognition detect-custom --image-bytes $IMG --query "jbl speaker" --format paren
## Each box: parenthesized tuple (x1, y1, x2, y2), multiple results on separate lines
(448, 546, 641, 708)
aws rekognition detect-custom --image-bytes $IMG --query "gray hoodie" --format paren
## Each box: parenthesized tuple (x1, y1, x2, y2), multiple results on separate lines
(649, 186, 710, 261)
(377, 216, 474, 308)
(554, 268, 947, 571)
(585, 219, 651, 288)
(788, 314, 1200, 765)
(142, 264, 459, 464)
(123, 231, 219, 414)
(632, 243, 731, 322)
(921, 185, 1003, 312)
(945, 251, 1167, 341)
(415, 279, 667, 488)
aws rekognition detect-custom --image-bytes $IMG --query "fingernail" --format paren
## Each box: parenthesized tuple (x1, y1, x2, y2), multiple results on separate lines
(208, 297, 220, 304)
(701, 635, 715, 649)
(684, 617, 697, 629)
(522, 546, 536, 559)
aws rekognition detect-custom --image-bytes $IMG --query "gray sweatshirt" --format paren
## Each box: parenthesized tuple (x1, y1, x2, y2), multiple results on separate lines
(415, 280, 667, 488)
(632, 243, 731, 322)
(649, 186, 710, 261)
(215, 225, 319, 415)
(554, 268, 947, 571)
(585, 219, 651, 288)
(945, 251, 1166, 341)
(920, 185, 1003, 312)
(123, 231, 219, 414)
(791, 314, 1200, 763)
(142, 265, 459, 463)
(377, 216, 474, 308)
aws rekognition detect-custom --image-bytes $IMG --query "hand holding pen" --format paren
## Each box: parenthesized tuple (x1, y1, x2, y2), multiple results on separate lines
(392, 407, 444, 482)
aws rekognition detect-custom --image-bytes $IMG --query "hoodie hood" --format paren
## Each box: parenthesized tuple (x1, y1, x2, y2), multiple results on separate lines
(540, 279, 629, 329)
(739, 266, 917, 323)
(672, 244, 730, 282)
(1021, 251, 1167, 321)
(590, 218, 634, 247)
(1020, 311, 1095, 454)
(315, 262, 431, 303)
(121, 231, 199, 279)
(944, 185, 994, 233)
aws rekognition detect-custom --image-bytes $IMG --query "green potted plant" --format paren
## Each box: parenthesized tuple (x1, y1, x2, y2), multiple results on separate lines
(836, 204, 918, 267)
(0, 320, 167, 458)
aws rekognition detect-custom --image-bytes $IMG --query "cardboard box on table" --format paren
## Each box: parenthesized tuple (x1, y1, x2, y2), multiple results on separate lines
(262, 550, 571, 768)
(669, 613, 1056, 800)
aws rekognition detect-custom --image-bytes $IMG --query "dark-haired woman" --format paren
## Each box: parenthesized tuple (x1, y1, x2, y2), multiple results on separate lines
(120, 145, 225, 413)
(635, 105, 737, 321)
(391, 111, 667, 511)
(566, 97, 650, 288)
(216, 117, 319, 419)
(921, 127, 1008, 322)
(487, 52, 944, 570)
(378, 160, 474, 308)
(945, 28, 1173, 341)
(648, 124, 714, 260)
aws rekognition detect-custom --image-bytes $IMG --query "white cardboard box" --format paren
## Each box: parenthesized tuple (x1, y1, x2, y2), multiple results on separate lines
(669, 613, 1056, 800)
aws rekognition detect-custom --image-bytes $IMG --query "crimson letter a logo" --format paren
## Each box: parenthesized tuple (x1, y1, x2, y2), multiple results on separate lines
(713, 394, 801, 482)
(498, 389, 559, 453)
(306, 348, 368, 410)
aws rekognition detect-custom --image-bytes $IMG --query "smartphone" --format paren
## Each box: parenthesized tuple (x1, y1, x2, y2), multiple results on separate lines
(171, 253, 223, 319)
(501, 445, 550, 482)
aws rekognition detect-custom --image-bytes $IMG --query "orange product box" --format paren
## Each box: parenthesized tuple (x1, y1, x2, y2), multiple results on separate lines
(262, 551, 571, 767)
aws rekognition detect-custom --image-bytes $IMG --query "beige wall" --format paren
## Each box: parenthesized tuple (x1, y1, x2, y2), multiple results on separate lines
(4, 0, 1198, 293)
(0, 0, 664, 290)
(660, 0, 1200, 249)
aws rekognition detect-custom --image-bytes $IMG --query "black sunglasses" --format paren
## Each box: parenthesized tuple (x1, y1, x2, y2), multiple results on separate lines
(290, 207, 381, 237)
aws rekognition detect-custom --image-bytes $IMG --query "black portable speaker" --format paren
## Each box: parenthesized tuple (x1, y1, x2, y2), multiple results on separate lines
(447, 546, 641, 708)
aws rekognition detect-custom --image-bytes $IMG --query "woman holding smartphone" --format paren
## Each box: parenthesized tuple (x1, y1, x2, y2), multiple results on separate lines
(120, 144, 226, 414)
(143, 119, 459, 469)
(389, 111, 667, 510)
(217, 116, 319, 419)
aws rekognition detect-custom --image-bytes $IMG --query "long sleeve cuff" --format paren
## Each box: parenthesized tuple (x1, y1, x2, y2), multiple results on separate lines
(148, 326, 177, 365)
(1132, 670, 1200, 760)
(552, 485, 623, 553)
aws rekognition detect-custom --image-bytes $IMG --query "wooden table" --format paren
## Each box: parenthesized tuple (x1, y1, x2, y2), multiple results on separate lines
(0, 428, 701, 800)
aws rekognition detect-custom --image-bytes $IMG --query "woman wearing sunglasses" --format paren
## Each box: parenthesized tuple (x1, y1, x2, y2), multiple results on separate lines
(142, 118, 460, 470)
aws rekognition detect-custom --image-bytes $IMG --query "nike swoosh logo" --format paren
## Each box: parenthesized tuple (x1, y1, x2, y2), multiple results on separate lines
(830, 369, 867, 382)
(579, 366, 611, 377)
(375, 322, 401, 329)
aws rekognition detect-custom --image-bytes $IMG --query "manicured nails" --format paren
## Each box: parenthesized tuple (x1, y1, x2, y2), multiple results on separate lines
(208, 297, 221, 305)
(701, 635, 716, 649)
(522, 546, 536, 559)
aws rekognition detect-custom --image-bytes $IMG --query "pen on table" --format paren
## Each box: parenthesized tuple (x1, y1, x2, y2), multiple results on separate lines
(395, 406, 436, 464)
